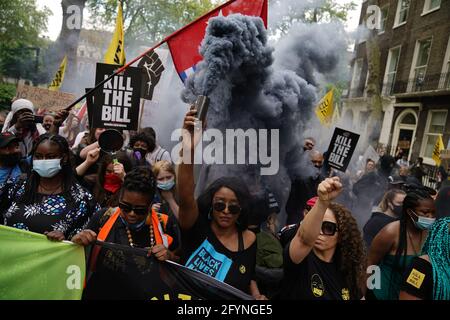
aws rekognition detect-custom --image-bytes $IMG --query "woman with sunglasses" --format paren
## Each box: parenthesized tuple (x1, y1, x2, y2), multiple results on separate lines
(177, 109, 264, 299)
(70, 166, 176, 299)
(282, 177, 366, 300)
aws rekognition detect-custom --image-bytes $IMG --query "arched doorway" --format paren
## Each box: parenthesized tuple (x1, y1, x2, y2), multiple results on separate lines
(392, 109, 418, 161)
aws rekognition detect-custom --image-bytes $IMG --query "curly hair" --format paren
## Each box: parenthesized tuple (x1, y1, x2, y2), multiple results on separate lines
(329, 202, 367, 299)
(120, 166, 156, 202)
(129, 132, 155, 151)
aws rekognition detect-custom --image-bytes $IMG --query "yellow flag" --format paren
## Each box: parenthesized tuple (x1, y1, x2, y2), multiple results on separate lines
(432, 135, 445, 166)
(315, 89, 334, 127)
(104, 1, 126, 65)
(48, 55, 67, 91)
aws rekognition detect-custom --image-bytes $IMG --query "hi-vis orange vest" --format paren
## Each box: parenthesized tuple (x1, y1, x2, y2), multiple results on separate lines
(89, 207, 173, 272)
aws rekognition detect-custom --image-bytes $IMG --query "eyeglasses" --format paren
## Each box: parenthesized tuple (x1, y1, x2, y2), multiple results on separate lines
(212, 201, 241, 215)
(118, 202, 149, 216)
(321, 221, 338, 236)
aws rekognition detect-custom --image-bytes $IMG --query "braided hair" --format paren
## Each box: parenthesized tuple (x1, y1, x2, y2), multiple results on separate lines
(390, 189, 433, 296)
(21, 134, 76, 206)
(422, 217, 450, 300)
(120, 166, 156, 202)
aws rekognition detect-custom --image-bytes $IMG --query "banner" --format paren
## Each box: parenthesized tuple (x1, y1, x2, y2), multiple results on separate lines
(92, 63, 141, 130)
(0, 225, 85, 300)
(104, 1, 126, 66)
(48, 55, 67, 91)
(432, 135, 445, 166)
(85, 241, 253, 300)
(16, 84, 76, 111)
(326, 127, 360, 172)
(166, 0, 268, 81)
(315, 89, 334, 127)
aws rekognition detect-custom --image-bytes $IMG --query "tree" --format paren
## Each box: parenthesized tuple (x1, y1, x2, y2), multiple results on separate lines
(0, 0, 51, 82)
(270, 0, 357, 35)
(87, 0, 218, 48)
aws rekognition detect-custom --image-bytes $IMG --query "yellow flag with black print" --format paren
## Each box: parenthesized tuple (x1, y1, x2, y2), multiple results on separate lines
(432, 135, 445, 166)
(48, 55, 67, 91)
(315, 89, 334, 127)
(104, 0, 126, 66)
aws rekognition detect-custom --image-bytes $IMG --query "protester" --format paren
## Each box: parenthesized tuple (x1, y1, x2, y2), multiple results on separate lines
(42, 114, 55, 132)
(152, 160, 179, 217)
(177, 108, 264, 299)
(363, 189, 406, 248)
(396, 154, 409, 167)
(282, 177, 366, 300)
(3, 99, 46, 156)
(141, 127, 172, 165)
(409, 157, 426, 184)
(399, 216, 450, 300)
(285, 150, 327, 225)
(355, 158, 376, 179)
(435, 186, 450, 219)
(366, 188, 436, 300)
(303, 137, 315, 151)
(71, 166, 175, 299)
(60, 111, 81, 147)
(0, 134, 99, 239)
(92, 153, 132, 208)
(127, 132, 153, 167)
(0, 132, 29, 184)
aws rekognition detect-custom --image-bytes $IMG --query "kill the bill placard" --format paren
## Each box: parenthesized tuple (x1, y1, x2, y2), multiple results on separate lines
(325, 127, 360, 172)
(91, 63, 142, 130)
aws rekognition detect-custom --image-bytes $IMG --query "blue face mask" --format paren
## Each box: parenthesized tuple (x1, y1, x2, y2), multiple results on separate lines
(157, 179, 175, 191)
(119, 216, 146, 230)
(409, 210, 436, 230)
(33, 159, 62, 178)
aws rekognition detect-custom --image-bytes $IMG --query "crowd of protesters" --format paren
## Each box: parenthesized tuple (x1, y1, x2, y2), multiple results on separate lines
(0, 98, 449, 300)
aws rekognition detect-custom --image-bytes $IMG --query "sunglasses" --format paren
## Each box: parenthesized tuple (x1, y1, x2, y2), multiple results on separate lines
(321, 221, 338, 236)
(213, 201, 241, 215)
(118, 202, 149, 216)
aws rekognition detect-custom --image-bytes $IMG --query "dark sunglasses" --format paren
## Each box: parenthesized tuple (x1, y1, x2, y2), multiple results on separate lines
(321, 221, 338, 236)
(119, 202, 149, 216)
(213, 201, 241, 215)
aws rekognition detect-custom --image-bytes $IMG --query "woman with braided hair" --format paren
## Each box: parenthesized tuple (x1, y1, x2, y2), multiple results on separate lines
(282, 177, 366, 300)
(367, 188, 436, 300)
(400, 217, 450, 300)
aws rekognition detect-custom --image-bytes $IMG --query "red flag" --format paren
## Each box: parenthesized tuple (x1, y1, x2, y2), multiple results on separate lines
(166, 0, 268, 82)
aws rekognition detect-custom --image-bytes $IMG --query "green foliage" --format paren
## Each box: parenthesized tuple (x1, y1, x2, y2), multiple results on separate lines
(0, 82, 16, 111)
(87, 0, 218, 46)
(0, 0, 51, 82)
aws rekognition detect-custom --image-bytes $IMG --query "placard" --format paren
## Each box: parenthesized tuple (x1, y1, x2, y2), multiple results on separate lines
(16, 84, 75, 111)
(326, 127, 360, 172)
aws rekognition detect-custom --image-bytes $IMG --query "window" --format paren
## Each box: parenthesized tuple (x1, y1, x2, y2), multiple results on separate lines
(394, 0, 410, 27)
(379, 6, 389, 33)
(409, 38, 432, 92)
(421, 110, 448, 161)
(423, 0, 441, 14)
(383, 47, 401, 95)
(440, 36, 450, 89)
(350, 59, 363, 97)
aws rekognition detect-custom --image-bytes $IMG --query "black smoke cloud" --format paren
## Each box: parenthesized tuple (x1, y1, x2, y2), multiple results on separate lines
(181, 14, 345, 221)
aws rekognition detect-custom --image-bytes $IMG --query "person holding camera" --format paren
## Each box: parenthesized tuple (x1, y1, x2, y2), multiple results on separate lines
(2, 99, 46, 157)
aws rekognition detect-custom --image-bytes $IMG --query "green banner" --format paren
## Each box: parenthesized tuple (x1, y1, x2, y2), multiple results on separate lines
(0, 225, 85, 300)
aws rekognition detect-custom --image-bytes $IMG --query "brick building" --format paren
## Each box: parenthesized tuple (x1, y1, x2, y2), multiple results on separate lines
(343, 0, 450, 181)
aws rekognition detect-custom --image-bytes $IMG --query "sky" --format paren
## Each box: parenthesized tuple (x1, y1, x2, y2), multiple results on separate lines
(37, 0, 363, 41)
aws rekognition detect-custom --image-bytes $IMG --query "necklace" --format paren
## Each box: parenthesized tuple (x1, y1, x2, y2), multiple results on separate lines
(126, 223, 154, 248)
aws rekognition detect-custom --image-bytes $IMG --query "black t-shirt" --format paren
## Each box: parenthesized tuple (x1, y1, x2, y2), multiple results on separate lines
(281, 243, 352, 300)
(180, 214, 256, 294)
(363, 212, 398, 248)
(400, 257, 433, 300)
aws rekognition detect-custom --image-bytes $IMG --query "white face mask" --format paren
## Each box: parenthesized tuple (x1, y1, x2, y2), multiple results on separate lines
(33, 159, 62, 178)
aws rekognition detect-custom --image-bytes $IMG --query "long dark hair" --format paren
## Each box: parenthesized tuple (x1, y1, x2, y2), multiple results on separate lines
(197, 177, 251, 231)
(21, 134, 76, 206)
(390, 189, 433, 295)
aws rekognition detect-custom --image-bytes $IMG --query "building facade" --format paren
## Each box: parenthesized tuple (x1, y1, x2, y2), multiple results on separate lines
(343, 0, 450, 173)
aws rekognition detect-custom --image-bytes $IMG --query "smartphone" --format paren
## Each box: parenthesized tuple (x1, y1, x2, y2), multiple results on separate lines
(34, 115, 44, 124)
(194, 95, 210, 123)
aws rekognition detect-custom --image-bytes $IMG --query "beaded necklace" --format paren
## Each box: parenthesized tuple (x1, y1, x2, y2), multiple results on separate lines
(125, 223, 155, 248)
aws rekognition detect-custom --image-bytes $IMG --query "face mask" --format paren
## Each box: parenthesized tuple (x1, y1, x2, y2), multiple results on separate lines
(392, 204, 403, 216)
(133, 148, 147, 161)
(33, 159, 61, 178)
(157, 179, 175, 191)
(119, 216, 146, 231)
(0, 153, 21, 167)
(103, 173, 122, 193)
(409, 210, 436, 230)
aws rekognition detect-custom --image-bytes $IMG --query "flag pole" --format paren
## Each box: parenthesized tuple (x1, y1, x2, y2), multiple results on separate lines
(138, 99, 146, 131)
